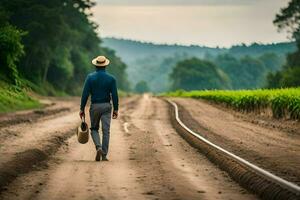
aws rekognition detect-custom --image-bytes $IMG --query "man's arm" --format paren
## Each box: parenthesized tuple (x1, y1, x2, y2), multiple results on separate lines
(80, 76, 91, 114)
(111, 78, 119, 118)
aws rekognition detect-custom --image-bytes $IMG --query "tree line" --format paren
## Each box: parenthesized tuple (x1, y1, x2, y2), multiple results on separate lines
(170, 53, 284, 91)
(0, 0, 129, 95)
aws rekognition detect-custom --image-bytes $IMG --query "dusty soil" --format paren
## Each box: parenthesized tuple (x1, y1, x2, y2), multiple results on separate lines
(171, 98, 300, 185)
(0, 97, 79, 128)
(201, 99, 300, 136)
(0, 98, 80, 166)
(0, 97, 82, 189)
(0, 95, 256, 200)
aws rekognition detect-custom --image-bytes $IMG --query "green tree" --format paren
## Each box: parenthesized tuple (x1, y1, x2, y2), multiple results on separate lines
(134, 81, 150, 94)
(0, 9, 25, 85)
(214, 54, 267, 89)
(170, 58, 230, 91)
(267, 0, 300, 88)
(0, 0, 129, 94)
(258, 53, 284, 72)
(266, 72, 283, 88)
(281, 67, 300, 87)
(239, 56, 266, 89)
(214, 54, 240, 89)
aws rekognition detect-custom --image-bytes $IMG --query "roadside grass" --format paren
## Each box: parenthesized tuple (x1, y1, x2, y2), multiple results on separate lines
(118, 90, 133, 97)
(0, 81, 41, 113)
(0, 77, 131, 114)
(164, 88, 300, 120)
(21, 79, 68, 97)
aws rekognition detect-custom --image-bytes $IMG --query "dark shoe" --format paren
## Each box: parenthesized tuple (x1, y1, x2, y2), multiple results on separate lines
(95, 149, 103, 161)
(102, 155, 109, 161)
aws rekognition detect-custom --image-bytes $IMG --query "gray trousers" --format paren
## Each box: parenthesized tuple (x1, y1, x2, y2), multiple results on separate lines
(89, 103, 112, 155)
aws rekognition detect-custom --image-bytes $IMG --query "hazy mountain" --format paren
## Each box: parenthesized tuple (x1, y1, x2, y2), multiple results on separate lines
(103, 38, 295, 61)
(102, 38, 226, 63)
(102, 37, 296, 92)
(98, 0, 264, 6)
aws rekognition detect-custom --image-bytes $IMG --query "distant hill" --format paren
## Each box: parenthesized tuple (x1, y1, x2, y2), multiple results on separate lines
(228, 42, 296, 57)
(102, 38, 226, 63)
(103, 37, 296, 61)
(102, 38, 297, 92)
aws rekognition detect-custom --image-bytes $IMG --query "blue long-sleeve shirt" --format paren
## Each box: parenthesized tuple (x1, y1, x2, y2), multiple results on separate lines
(80, 68, 119, 111)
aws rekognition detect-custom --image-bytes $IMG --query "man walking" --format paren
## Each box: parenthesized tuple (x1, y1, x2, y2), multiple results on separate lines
(79, 55, 119, 162)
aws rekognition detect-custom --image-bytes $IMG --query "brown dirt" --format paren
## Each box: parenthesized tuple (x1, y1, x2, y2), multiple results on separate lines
(171, 97, 300, 186)
(0, 95, 256, 200)
(201, 99, 300, 136)
(0, 97, 80, 129)
(0, 98, 81, 190)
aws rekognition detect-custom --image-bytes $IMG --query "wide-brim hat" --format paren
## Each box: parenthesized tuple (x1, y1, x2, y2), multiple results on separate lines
(92, 56, 110, 67)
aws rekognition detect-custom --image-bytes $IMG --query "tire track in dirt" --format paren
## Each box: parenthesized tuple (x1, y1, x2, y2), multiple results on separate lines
(0, 98, 79, 129)
(0, 104, 79, 191)
(0, 97, 139, 193)
(119, 94, 256, 200)
(0, 96, 144, 200)
(0, 99, 79, 144)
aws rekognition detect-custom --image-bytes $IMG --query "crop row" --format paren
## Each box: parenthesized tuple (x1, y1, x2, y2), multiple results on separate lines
(166, 88, 300, 120)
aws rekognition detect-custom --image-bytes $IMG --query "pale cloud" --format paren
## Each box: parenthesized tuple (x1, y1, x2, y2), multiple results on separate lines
(97, 0, 256, 6)
(92, 0, 290, 47)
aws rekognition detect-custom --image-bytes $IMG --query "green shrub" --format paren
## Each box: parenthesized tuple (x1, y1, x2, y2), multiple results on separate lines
(0, 82, 41, 113)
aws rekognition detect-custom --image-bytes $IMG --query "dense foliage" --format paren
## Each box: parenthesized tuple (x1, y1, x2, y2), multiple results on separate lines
(169, 53, 285, 91)
(0, 9, 25, 85)
(0, 0, 129, 95)
(212, 53, 285, 89)
(170, 58, 230, 91)
(267, 0, 300, 88)
(166, 88, 300, 120)
(0, 81, 41, 113)
(134, 81, 150, 94)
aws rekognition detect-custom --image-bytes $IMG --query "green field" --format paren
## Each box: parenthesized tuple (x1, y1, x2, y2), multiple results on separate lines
(0, 82, 41, 113)
(166, 88, 300, 120)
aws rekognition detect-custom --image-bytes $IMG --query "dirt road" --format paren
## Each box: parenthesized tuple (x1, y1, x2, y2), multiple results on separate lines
(0, 98, 79, 166)
(0, 95, 256, 200)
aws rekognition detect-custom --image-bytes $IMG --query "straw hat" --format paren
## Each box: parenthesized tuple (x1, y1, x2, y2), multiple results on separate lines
(92, 56, 110, 67)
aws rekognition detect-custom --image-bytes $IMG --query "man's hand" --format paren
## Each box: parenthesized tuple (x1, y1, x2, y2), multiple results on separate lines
(79, 110, 85, 119)
(112, 110, 118, 119)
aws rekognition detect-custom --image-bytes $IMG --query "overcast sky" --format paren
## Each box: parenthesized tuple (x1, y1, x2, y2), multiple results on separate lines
(98, 0, 256, 6)
(93, 0, 291, 47)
